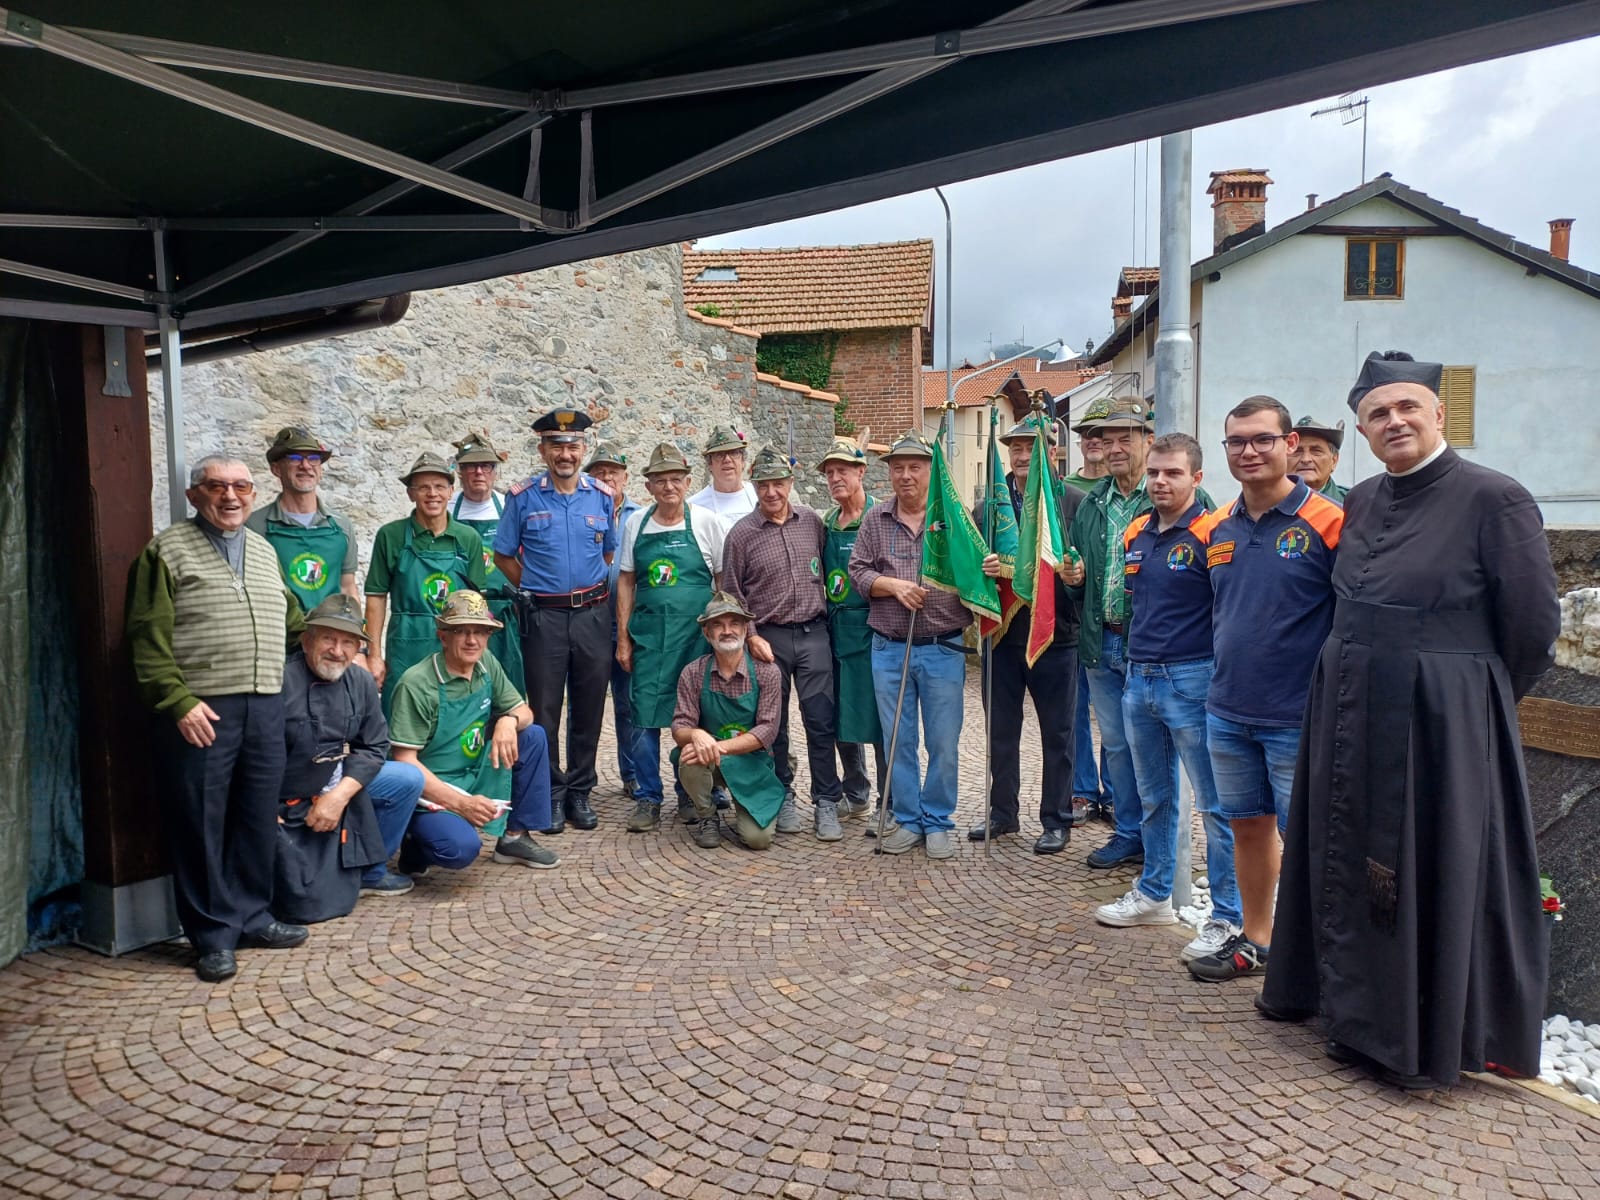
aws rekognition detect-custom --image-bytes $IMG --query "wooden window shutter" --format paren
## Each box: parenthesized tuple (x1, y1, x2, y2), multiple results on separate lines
(1440, 366, 1475, 448)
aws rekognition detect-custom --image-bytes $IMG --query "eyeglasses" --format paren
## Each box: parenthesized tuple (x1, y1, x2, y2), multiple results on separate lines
(1221, 434, 1287, 455)
(195, 479, 256, 496)
(284, 452, 325, 465)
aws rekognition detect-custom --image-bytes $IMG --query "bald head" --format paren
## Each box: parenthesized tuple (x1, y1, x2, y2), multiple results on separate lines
(1355, 382, 1444, 473)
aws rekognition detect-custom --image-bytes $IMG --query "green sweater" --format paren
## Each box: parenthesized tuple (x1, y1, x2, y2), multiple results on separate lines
(126, 521, 305, 718)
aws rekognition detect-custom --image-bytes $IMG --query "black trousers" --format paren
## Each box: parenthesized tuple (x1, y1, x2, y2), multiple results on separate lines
(757, 620, 842, 803)
(520, 600, 611, 807)
(984, 636, 1078, 830)
(838, 741, 886, 805)
(162, 693, 286, 953)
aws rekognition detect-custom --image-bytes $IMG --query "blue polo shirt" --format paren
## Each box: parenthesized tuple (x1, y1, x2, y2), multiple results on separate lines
(1122, 501, 1218, 664)
(493, 471, 618, 594)
(1206, 480, 1343, 727)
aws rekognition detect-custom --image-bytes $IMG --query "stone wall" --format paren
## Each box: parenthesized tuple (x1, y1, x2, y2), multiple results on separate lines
(150, 244, 852, 567)
(1548, 528, 1600, 595)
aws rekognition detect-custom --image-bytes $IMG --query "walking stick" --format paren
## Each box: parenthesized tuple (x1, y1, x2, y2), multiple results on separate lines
(872, 609, 918, 850)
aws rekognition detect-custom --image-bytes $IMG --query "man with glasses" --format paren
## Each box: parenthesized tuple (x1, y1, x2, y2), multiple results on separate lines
(127, 454, 309, 982)
(447, 430, 523, 688)
(689, 424, 758, 521)
(365, 452, 490, 718)
(1063, 403, 1116, 827)
(1289, 415, 1348, 503)
(1187, 395, 1342, 984)
(585, 442, 645, 799)
(615, 443, 725, 831)
(246, 426, 359, 615)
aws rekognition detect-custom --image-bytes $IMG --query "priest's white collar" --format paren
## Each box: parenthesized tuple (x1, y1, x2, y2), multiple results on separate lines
(1388, 441, 1447, 477)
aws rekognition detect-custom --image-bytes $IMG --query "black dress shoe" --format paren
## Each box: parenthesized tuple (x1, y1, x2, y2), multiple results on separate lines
(1033, 827, 1070, 854)
(238, 921, 309, 950)
(1379, 1066, 1444, 1092)
(1325, 1040, 1364, 1066)
(1253, 993, 1312, 1022)
(195, 950, 237, 982)
(543, 798, 567, 836)
(966, 819, 1020, 842)
(566, 794, 599, 830)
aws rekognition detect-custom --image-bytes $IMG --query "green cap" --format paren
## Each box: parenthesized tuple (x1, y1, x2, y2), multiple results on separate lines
(703, 424, 748, 455)
(816, 436, 868, 469)
(883, 430, 933, 460)
(697, 590, 756, 625)
(1293, 414, 1346, 451)
(748, 444, 794, 481)
(1070, 401, 1112, 435)
(998, 419, 1055, 444)
(452, 429, 507, 466)
(642, 442, 691, 476)
(585, 440, 629, 471)
(1079, 396, 1151, 432)
(304, 593, 365, 639)
(266, 425, 331, 463)
(435, 590, 503, 629)
(399, 451, 454, 486)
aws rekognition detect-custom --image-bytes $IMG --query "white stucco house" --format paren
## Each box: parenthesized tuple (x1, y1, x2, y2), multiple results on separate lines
(1088, 171, 1600, 524)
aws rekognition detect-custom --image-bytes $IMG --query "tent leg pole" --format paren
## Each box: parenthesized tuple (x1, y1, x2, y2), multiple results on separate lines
(158, 319, 186, 525)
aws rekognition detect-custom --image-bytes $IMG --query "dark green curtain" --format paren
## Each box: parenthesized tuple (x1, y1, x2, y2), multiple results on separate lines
(0, 319, 84, 965)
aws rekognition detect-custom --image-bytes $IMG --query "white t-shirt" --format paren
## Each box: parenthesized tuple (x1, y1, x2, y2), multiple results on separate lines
(618, 505, 727, 576)
(452, 493, 501, 521)
(687, 481, 757, 521)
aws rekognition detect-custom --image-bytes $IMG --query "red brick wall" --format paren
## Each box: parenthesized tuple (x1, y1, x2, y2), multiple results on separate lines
(827, 327, 918, 439)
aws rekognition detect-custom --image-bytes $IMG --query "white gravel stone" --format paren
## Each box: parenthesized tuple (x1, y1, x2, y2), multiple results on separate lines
(1539, 1072, 1564, 1086)
(1577, 1077, 1600, 1101)
(1546, 1015, 1571, 1038)
(1586, 1025, 1600, 1048)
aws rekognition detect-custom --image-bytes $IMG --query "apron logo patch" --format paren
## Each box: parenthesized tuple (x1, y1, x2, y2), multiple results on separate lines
(715, 722, 749, 740)
(459, 720, 486, 760)
(1275, 525, 1311, 559)
(646, 558, 679, 587)
(289, 552, 328, 591)
(481, 548, 495, 571)
(809, 556, 820, 577)
(1166, 543, 1197, 571)
(422, 572, 454, 611)
(825, 568, 852, 603)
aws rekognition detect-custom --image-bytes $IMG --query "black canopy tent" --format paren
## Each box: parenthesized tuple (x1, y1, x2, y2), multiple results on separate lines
(3, 0, 1599, 961)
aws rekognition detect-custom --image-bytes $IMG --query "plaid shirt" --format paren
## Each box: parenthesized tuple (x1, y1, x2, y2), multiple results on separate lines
(1101, 479, 1147, 626)
(722, 504, 827, 625)
(847, 498, 972, 640)
(671, 651, 784, 748)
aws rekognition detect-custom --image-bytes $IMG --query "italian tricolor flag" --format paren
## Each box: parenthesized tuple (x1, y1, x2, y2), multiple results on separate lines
(1012, 424, 1065, 665)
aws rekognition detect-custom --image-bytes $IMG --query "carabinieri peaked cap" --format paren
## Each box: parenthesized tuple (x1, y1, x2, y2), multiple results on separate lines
(747, 443, 794, 481)
(1345, 350, 1443, 413)
(532, 406, 594, 442)
(399, 451, 454, 486)
(1293, 414, 1346, 451)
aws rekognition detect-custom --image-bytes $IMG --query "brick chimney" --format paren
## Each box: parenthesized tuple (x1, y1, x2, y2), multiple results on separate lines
(1549, 218, 1574, 261)
(1111, 295, 1132, 323)
(1207, 169, 1273, 254)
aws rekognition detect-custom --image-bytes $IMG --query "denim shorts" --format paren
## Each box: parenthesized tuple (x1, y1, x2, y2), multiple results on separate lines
(1205, 712, 1301, 832)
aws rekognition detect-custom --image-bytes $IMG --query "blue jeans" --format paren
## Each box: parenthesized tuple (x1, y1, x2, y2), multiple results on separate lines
(871, 634, 965, 834)
(1122, 661, 1241, 927)
(1072, 662, 1112, 802)
(629, 727, 686, 808)
(1206, 713, 1301, 833)
(407, 810, 484, 870)
(1083, 630, 1142, 843)
(362, 761, 426, 885)
(611, 656, 638, 782)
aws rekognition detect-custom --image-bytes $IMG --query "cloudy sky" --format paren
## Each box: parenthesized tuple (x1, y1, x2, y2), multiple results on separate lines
(698, 36, 1600, 367)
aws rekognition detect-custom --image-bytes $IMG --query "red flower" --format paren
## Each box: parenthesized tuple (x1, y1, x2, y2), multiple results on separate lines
(1543, 896, 1562, 913)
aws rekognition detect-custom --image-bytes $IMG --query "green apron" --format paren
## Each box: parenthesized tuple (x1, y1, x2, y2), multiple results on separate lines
(450, 492, 525, 685)
(381, 520, 472, 718)
(627, 504, 714, 729)
(416, 654, 510, 837)
(267, 515, 347, 612)
(672, 653, 785, 827)
(823, 499, 882, 744)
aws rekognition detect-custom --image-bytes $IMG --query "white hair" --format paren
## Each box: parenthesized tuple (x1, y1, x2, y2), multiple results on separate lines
(189, 454, 248, 486)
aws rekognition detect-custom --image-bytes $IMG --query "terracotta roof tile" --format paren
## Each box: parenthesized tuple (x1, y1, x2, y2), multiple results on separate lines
(1118, 266, 1159, 295)
(683, 240, 934, 334)
(1207, 169, 1273, 192)
(919, 358, 1105, 408)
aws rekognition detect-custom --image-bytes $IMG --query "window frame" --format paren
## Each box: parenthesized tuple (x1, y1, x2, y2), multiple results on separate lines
(1343, 237, 1406, 300)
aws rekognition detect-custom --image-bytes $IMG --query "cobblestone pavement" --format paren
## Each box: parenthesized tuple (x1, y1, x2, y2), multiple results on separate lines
(2, 676, 1597, 1199)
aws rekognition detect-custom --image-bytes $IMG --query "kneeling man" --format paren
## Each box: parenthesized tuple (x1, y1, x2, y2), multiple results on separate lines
(276, 594, 426, 922)
(671, 592, 786, 850)
(388, 591, 560, 872)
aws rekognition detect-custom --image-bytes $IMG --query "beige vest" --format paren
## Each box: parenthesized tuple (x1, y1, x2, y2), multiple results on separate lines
(154, 520, 288, 697)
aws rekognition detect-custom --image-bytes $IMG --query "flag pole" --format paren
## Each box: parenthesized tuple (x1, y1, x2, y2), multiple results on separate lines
(871, 608, 917, 849)
(981, 403, 998, 857)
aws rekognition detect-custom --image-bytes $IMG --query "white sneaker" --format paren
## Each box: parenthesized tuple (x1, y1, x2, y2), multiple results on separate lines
(1181, 918, 1241, 962)
(1095, 888, 1177, 927)
(924, 830, 956, 859)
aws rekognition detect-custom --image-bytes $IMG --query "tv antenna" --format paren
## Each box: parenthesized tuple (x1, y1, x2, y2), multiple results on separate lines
(1311, 93, 1370, 184)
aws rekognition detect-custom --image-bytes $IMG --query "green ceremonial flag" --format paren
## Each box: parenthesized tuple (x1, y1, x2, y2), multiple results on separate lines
(922, 419, 1000, 627)
(983, 407, 1022, 640)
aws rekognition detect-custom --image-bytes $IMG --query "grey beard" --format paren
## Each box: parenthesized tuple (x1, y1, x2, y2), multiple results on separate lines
(310, 659, 350, 683)
(713, 636, 745, 653)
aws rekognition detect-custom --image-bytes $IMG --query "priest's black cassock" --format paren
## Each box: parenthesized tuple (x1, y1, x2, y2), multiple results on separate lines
(1261, 446, 1559, 1085)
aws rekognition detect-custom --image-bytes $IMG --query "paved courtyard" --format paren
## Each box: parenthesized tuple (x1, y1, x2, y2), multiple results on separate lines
(2, 677, 1596, 1199)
